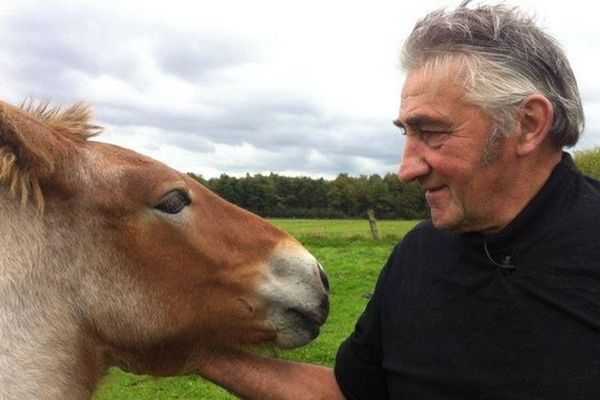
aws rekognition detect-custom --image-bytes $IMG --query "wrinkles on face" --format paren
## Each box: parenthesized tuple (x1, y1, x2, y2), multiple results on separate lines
(398, 66, 518, 233)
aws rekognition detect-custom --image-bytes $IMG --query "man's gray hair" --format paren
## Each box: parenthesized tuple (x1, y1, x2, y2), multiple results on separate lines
(400, 1, 584, 147)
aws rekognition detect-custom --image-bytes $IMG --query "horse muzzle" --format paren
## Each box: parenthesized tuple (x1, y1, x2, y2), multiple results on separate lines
(257, 242, 330, 349)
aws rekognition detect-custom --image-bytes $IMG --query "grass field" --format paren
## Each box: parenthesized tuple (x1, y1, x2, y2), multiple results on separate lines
(94, 219, 419, 399)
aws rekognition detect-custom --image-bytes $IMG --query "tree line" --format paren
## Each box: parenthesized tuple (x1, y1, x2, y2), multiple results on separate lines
(189, 172, 428, 219)
(189, 147, 600, 220)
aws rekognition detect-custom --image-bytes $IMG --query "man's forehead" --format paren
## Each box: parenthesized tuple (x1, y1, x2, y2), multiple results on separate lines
(400, 65, 468, 110)
(403, 66, 455, 95)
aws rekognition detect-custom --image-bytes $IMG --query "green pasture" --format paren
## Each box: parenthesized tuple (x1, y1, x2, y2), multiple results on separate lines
(94, 219, 420, 399)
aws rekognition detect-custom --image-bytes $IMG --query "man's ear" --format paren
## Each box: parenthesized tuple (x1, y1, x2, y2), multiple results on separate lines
(516, 94, 554, 156)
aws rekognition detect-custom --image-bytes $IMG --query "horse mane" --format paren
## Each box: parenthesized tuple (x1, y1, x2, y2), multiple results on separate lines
(0, 101, 103, 214)
(21, 100, 103, 141)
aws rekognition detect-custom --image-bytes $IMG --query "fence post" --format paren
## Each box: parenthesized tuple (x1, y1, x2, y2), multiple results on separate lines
(366, 209, 380, 240)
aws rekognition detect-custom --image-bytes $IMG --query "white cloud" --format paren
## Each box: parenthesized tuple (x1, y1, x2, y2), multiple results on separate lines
(1, 0, 598, 178)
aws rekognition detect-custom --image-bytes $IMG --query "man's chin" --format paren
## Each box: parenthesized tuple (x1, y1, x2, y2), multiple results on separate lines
(430, 211, 463, 232)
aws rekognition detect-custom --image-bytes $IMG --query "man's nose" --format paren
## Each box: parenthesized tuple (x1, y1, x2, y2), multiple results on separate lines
(398, 136, 431, 183)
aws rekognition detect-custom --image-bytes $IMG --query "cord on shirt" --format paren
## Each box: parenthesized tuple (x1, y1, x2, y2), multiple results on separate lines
(483, 241, 517, 272)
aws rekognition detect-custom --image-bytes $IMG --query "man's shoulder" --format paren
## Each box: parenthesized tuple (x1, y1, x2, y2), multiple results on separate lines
(567, 170, 600, 222)
(583, 174, 600, 199)
(393, 220, 456, 258)
(403, 219, 452, 242)
(530, 167, 600, 257)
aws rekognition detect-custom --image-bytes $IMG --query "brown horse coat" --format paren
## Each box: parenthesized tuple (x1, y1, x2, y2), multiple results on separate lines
(0, 101, 329, 399)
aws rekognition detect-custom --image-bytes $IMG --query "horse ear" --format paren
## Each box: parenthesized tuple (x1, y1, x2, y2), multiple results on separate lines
(0, 102, 58, 212)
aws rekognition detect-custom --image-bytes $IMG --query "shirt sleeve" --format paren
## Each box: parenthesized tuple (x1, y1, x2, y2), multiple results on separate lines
(334, 246, 399, 400)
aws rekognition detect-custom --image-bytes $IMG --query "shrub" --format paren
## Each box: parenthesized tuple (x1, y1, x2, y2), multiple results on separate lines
(574, 147, 600, 180)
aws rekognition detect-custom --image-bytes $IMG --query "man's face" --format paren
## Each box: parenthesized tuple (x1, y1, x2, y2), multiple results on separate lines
(396, 66, 519, 234)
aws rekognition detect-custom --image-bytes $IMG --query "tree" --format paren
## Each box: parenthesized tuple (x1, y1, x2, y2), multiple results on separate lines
(574, 148, 600, 180)
(327, 174, 359, 217)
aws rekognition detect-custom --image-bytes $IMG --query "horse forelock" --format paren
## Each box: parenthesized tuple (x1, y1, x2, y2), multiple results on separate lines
(0, 101, 103, 214)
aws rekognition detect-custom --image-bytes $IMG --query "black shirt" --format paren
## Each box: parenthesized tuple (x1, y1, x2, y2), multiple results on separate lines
(335, 153, 600, 399)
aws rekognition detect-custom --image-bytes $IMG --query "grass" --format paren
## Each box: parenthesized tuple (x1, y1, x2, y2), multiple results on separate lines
(93, 219, 420, 399)
(270, 218, 419, 243)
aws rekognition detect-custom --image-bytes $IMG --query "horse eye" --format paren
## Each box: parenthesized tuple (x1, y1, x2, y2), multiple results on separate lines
(155, 190, 191, 214)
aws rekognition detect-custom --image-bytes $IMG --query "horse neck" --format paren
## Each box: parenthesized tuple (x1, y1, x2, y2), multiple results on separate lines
(0, 193, 107, 399)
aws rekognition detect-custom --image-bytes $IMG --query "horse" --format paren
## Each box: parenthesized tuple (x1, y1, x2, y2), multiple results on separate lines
(0, 100, 330, 399)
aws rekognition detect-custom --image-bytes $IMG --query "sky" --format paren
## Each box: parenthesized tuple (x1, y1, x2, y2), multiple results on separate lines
(0, 0, 598, 179)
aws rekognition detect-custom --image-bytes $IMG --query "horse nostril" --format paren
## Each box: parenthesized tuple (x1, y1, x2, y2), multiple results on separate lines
(318, 264, 330, 292)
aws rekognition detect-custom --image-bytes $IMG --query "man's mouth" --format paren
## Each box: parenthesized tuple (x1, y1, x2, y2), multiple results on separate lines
(424, 185, 446, 194)
(424, 186, 448, 204)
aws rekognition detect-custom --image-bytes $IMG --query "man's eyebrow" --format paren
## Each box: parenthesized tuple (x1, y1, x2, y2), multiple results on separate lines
(393, 119, 405, 129)
(393, 115, 453, 129)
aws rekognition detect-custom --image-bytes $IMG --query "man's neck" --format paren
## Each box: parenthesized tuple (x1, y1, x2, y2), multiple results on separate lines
(480, 147, 563, 236)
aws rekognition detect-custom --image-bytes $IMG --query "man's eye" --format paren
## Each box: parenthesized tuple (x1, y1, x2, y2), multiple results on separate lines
(421, 130, 451, 148)
(155, 190, 191, 214)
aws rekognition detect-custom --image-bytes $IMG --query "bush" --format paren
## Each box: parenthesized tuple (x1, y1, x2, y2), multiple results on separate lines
(574, 147, 600, 180)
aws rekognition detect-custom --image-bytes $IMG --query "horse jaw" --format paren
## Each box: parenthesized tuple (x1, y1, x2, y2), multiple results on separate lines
(257, 240, 330, 349)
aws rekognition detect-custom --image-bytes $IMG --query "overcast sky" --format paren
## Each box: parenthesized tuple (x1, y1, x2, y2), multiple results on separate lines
(0, 0, 598, 179)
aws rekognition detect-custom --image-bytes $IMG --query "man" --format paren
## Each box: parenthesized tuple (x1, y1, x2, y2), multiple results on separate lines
(196, 3, 600, 399)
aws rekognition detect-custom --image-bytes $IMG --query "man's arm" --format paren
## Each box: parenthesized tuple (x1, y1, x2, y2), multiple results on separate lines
(196, 348, 346, 400)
